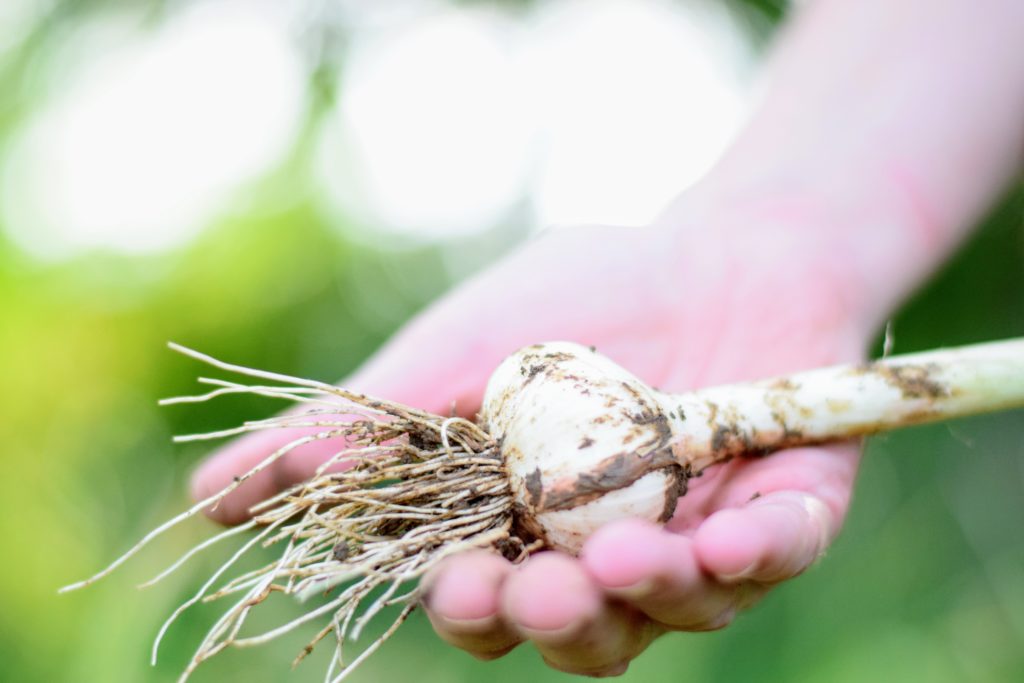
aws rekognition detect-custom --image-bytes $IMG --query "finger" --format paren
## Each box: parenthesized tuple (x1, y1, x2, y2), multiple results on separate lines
(694, 488, 838, 585)
(421, 551, 523, 660)
(667, 437, 860, 532)
(502, 552, 661, 677)
(581, 519, 737, 630)
(190, 311, 508, 524)
(190, 417, 362, 525)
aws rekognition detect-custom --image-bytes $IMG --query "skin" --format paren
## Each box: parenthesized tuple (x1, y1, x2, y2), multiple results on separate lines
(193, 0, 1024, 676)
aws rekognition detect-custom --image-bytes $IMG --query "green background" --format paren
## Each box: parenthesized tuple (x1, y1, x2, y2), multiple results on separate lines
(1, 2, 1022, 681)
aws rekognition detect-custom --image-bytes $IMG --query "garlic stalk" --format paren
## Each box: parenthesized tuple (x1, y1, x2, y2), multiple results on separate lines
(61, 337, 1023, 680)
(482, 338, 1024, 552)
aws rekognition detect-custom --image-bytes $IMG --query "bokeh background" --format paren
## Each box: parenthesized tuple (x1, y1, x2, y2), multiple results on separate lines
(1, 1, 1022, 681)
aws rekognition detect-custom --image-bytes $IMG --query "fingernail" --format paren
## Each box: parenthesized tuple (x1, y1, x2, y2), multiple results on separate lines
(605, 577, 657, 601)
(798, 493, 835, 552)
(717, 561, 758, 583)
(518, 616, 588, 644)
(429, 612, 501, 635)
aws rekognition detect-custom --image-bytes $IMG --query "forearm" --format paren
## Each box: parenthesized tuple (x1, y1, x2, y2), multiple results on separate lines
(685, 0, 1024, 327)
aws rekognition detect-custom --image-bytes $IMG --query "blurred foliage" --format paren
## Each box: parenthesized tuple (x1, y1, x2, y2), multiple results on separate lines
(1, 2, 1023, 683)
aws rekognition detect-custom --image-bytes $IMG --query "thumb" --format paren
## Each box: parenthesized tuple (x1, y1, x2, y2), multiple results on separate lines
(188, 312, 509, 525)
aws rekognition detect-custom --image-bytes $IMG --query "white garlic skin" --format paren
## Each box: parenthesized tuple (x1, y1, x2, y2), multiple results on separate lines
(480, 342, 687, 554)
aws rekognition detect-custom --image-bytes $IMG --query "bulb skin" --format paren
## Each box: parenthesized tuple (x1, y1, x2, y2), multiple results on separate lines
(480, 342, 687, 554)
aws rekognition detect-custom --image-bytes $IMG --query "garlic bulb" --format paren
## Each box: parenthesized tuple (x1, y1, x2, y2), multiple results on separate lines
(481, 339, 1024, 553)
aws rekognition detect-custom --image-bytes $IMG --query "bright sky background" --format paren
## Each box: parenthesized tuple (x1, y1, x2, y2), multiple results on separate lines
(2, 0, 752, 257)
(2, 0, 307, 258)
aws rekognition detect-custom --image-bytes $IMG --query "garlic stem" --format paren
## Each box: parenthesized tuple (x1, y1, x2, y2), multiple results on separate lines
(670, 338, 1024, 471)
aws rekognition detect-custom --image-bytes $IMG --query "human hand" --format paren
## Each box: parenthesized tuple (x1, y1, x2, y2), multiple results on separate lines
(191, 206, 874, 676)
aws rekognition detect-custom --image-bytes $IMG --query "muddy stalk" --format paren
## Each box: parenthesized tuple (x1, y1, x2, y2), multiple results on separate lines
(61, 338, 1024, 680)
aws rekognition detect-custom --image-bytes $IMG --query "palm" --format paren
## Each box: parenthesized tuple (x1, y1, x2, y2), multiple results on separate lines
(366, 220, 865, 533)
(195, 220, 870, 676)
